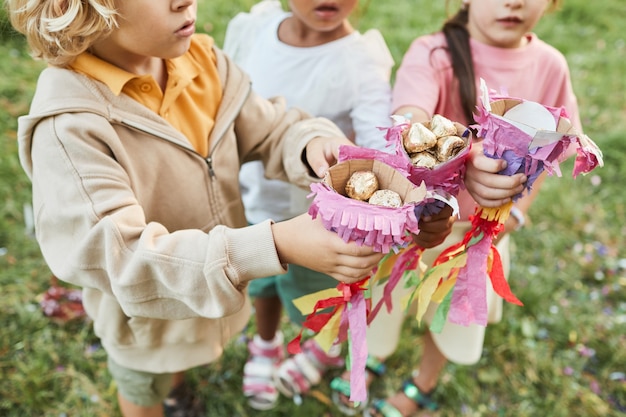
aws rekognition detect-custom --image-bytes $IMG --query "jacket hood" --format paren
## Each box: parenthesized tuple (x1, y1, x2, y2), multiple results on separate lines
(18, 45, 250, 180)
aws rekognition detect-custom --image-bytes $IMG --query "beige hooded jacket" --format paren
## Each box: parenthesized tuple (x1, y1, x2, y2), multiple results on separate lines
(17, 38, 345, 373)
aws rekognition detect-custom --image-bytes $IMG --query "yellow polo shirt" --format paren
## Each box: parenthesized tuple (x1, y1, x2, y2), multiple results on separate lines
(69, 35, 222, 157)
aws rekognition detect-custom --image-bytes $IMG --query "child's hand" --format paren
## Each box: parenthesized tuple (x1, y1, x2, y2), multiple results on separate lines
(413, 206, 455, 248)
(305, 136, 356, 177)
(464, 142, 527, 207)
(272, 214, 384, 283)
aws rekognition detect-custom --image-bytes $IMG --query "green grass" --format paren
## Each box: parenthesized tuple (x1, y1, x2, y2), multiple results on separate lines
(1, 0, 625, 416)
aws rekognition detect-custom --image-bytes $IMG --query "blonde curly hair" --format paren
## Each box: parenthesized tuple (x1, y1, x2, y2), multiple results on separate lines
(5, 0, 118, 67)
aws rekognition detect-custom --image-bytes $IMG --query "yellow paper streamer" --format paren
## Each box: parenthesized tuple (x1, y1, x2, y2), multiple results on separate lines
(431, 271, 458, 303)
(370, 249, 402, 284)
(292, 288, 341, 315)
(479, 200, 512, 223)
(414, 252, 467, 322)
(313, 305, 344, 352)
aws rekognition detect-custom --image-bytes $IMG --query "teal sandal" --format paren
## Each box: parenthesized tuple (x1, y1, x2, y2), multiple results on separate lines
(364, 378, 438, 417)
(330, 355, 386, 416)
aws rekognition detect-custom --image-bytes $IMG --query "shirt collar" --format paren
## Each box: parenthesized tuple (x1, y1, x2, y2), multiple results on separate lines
(69, 52, 138, 95)
(69, 47, 204, 96)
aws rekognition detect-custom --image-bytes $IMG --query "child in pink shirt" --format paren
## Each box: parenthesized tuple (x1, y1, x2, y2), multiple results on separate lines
(333, 1, 582, 416)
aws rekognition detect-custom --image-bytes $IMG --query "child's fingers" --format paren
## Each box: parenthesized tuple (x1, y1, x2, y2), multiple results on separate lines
(415, 210, 455, 248)
(469, 150, 507, 173)
(328, 252, 385, 283)
(467, 175, 526, 207)
(306, 137, 355, 177)
(465, 146, 528, 206)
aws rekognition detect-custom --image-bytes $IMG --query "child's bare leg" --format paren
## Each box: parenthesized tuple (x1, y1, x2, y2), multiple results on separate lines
(255, 295, 282, 340)
(413, 331, 445, 393)
(114, 364, 183, 417)
(371, 331, 446, 416)
(118, 392, 164, 417)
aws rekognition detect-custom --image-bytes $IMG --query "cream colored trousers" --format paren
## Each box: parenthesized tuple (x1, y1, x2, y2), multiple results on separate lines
(366, 221, 511, 365)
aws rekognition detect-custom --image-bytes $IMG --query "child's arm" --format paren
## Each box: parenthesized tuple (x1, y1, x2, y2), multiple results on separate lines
(393, 105, 430, 123)
(272, 214, 384, 283)
(464, 141, 527, 208)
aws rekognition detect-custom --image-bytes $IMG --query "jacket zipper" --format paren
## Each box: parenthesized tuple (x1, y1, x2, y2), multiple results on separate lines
(206, 156, 215, 178)
(118, 77, 252, 183)
(204, 83, 252, 181)
(120, 119, 214, 179)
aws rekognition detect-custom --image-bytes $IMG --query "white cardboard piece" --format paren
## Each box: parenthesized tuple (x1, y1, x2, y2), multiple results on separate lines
(479, 79, 567, 149)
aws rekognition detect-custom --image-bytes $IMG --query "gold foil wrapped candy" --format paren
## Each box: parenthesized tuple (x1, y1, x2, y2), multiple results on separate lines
(368, 189, 403, 208)
(344, 170, 404, 208)
(402, 122, 437, 153)
(436, 135, 466, 162)
(430, 114, 458, 137)
(402, 115, 469, 169)
(410, 152, 437, 168)
(345, 170, 379, 201)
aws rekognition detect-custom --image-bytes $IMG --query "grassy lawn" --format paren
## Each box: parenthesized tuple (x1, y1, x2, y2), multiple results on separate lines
(1, 1, 624, 416)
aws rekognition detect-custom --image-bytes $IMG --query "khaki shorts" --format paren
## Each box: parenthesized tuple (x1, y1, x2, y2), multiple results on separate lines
(107, 356, 174, 407)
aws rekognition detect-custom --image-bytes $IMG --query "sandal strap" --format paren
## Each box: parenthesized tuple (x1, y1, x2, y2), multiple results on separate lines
(329, 376, 351, 397)
(247, 332, 284, 362)
(243, 333, 283, 410)
(303, 339, 345, 369)
(401, 379, 438, 411)
(330, 356, 384, 416)
(365, 355, 386, 377)
(369, 399, 404, 417)
(330, 355, 385, 399)
(275, 340, 336, 398)
(366, 379, 439, 417)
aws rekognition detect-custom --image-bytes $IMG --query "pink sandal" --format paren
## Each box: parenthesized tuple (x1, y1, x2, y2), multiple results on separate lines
(242, 332, 285, 410)
(274, 339, 345, 404)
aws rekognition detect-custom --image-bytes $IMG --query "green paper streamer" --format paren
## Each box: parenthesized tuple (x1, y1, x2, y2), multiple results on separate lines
(430, 289, 454, 333)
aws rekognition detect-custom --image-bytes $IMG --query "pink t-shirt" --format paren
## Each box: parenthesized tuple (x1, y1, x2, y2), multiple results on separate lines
(392, 32, 581, 219)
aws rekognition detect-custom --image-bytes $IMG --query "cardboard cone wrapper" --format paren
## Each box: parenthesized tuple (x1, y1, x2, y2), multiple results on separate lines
(363, 118, 470, 324)
(474, 95, 604, 198)
(329, 124, 469, 327)
(422, 81, 605, 330)
(308, 159, 428, 254)
(292, 160, 429, 403)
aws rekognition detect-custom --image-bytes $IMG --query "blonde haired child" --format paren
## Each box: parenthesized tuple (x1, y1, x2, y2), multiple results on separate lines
(5, 0, 387, 416)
